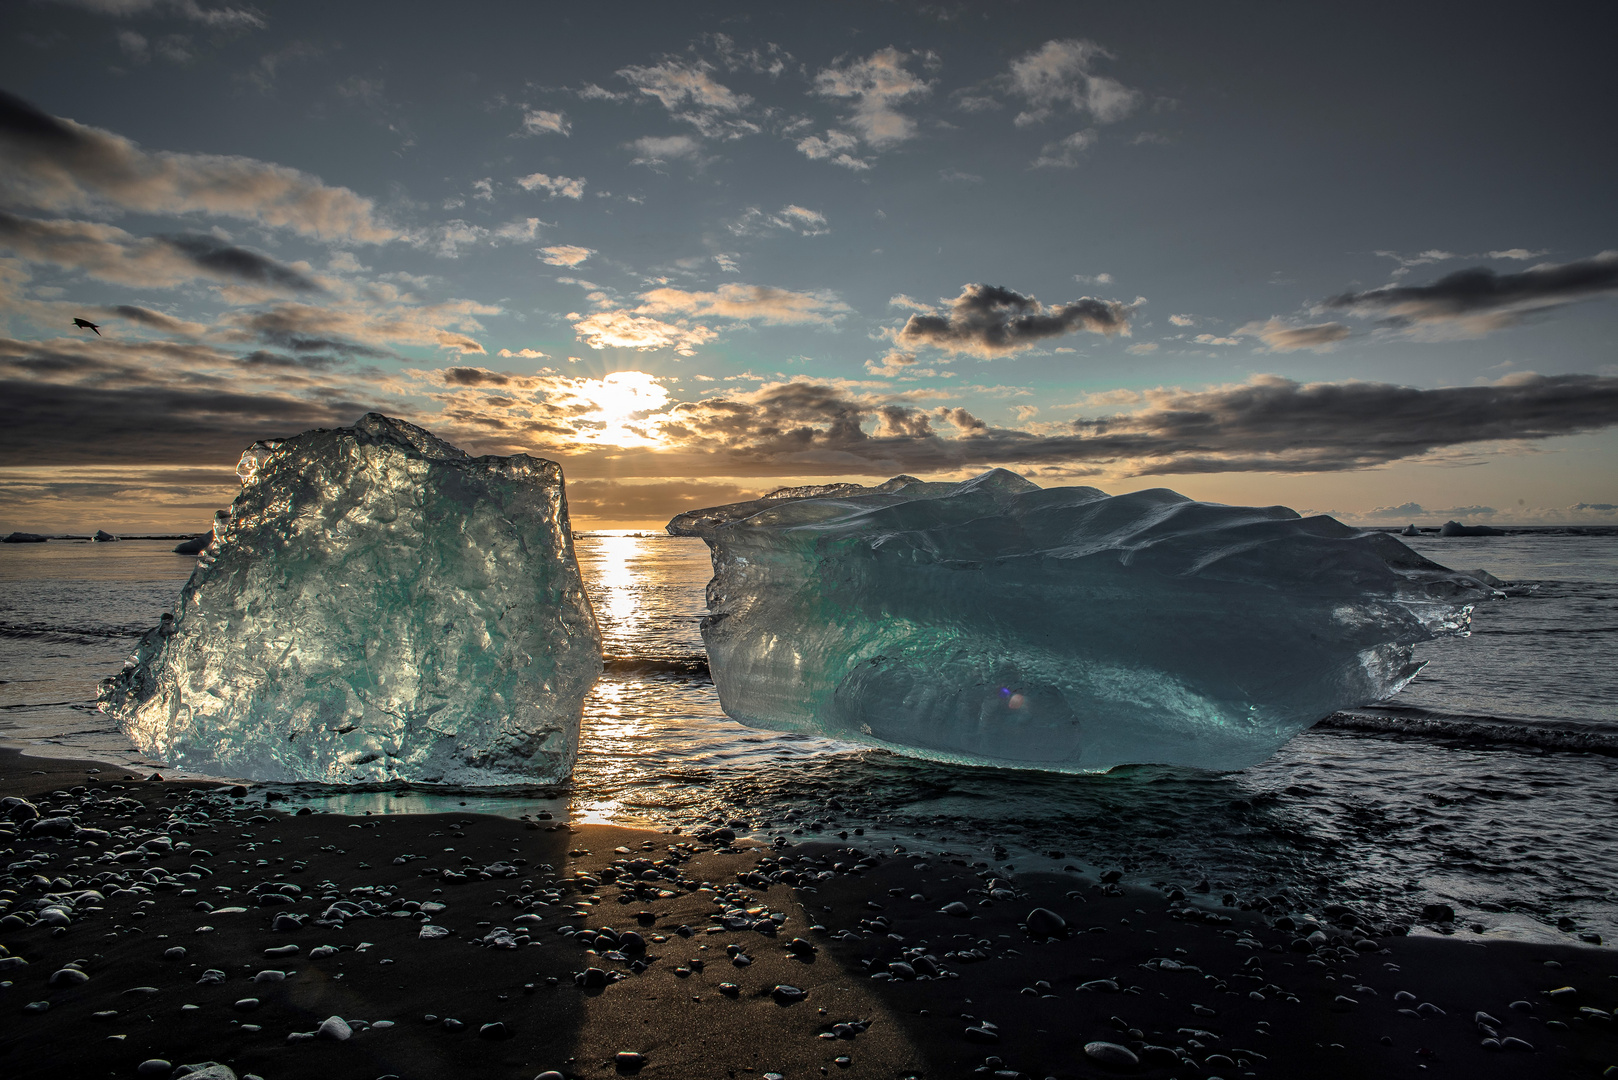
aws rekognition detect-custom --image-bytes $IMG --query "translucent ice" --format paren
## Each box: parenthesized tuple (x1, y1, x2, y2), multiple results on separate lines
(669, 469, 1490, 772)
(100, 414, 601, 784)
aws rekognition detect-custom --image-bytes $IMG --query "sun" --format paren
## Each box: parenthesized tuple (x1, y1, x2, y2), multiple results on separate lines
(569, 370, 670, 447)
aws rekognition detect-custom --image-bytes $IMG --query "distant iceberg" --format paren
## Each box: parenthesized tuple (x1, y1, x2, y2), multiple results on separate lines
(670, 469, 1490, 773)
(101, 414, 601, 785)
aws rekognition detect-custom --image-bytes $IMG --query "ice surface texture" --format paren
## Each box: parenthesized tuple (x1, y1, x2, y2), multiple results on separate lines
(100, 414, 601, 784)
(670, 469, 1491, 773)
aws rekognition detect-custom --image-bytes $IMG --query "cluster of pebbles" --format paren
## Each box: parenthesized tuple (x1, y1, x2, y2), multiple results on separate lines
(3, 768, 1617, 1080)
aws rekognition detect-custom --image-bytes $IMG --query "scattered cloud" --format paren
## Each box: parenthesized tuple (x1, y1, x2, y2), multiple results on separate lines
(616, 58, 758, 139)
(727, 204, 829, 237)
(1032, 129, 1097, 168)
(1125, 342, 1158, 354)
(798, 46, 933, 168)
(1232, 317, 1351, 352)
(516, 172, 586, 199)
(894, 283, 1134, 356)
(0, 90, 397, 242)
(520, 109, 570, 136)
(568, 310, 717, 356)
(1169, 314, 1194, 326)
(497, 348, 547, 359)
(635, 284, 849, 326)
(540, 245, 594, 267)
(1074, 272, 1112, 285)
(628, 134, 700, 166)
(1326, 252, 1618, 336)
(938, 168, 983, 184)
(50, 0, 264, 28)
(1006, 39, 1141, 127)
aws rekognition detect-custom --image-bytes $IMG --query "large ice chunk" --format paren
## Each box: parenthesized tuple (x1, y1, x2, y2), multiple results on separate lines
(669, 469, 1491, 772)
(100, 414, 601, 784)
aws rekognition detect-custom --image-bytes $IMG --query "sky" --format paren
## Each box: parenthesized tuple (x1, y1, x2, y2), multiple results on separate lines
(1, 0, 1615, 533)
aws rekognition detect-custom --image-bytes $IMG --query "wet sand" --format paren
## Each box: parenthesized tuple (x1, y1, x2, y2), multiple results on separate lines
(3, 748, 1616, 1080)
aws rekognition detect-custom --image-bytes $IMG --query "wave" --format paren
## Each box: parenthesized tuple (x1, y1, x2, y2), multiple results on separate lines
(0, 622, 148, 643)
(1318, 708, 1618, 755)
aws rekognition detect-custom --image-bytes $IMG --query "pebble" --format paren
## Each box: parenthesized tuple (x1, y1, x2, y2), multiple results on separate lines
(252, 970, 286, 983)
(615, 1051, 645, 1069)
(317, 1016, 352, 1041)
(535, 1073, 566, 1080)
(1083, 1042, 1140, 1068)
(136, 1061, 172, 1076)
(479, 1022, 512, 1040)
(772, 985, 807, 1003)
(1025, 908, 1067, 938)
(48, 967, 89, 987)
(941, 902, 971, 917)
(233, 998, 260, 1012)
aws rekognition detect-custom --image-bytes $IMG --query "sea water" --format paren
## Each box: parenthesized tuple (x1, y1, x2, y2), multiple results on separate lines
(1, 529, 1615, 941)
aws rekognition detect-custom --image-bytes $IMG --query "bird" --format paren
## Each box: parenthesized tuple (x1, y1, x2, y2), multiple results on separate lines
(73, 318, 101, 336)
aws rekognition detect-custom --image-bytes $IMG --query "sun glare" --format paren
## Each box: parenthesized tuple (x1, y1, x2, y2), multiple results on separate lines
(567, 370, 670, 447)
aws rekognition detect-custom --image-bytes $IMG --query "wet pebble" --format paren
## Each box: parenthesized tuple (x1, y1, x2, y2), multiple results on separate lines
(252, 970, 286, 983)
(480, 1022, 512, 1040)
(136, 1061, 172, 1077)
(48, 967, 89, 987)
(1084, 1041, 1139, 1069)
(941, 902, 970, 917)
(233, 998, 260, 1012)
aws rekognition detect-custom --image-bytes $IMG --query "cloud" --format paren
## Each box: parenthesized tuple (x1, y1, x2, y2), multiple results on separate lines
(629, 134, 700, 165)
(894, 283, 1134, 356)
(0, 91, 396, 242)
(794, 129, 869, 170)
(496, 348, 547, 360)
(0, 209, 320, 291)
(1074, 272, 1112, 285)
(864, 349, 921, 377)
(540, 245, 594, 267)
(1125, 342, 1158, 354)
(1169, 314, 1194, 326)
(568, 310, 717, 356)
(520, 109, 570, 136)
(1363, 501, 1426, 518)
(1326, 252, 1618, 335)
(1007, 39, 1141, 126)
(616, 59, 758, 139)
(712, 252, 739, 273)
(1193, 333, 1241, 346)
(107, 304, 207, 335)
(49, 0, 264, 29)
(1572, 502, 1618, 512)
(516, 172, 586, 199)
(1032, 129, 1097, 168)
(635, 284, 850, 326)
(1488, 248, 1547, 260)
(939, 168, 983, 184)
(635, 372, 1618, 478)
(1232, 318, 1351, 351)
(811, 47, 933, 149)
(727, 204, 829, 237)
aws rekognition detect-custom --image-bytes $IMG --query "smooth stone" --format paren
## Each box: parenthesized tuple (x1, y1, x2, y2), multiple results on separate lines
(940, 902, 970, 917)
(233, 998, 260, 1011)
(479, 1022, 512, 1039)
(1084, 1042, 1140, 1069)
(23, 1001, 49, 1013)
(48, 968, 90, 987)
(1025, 908, 1067, 937)
(163, 947, 187, 960)
(317, 1016, 352, 1040)
(263, 945, 298, 957)
(1501, 1037, 1534, 1052)
(253, 970, 287, 983)
(615, 1051, 644, 1069)
(536, 1074, 566, 1080)
(173, 1066, 235, 1080)
(136, 1061, 172, 1077)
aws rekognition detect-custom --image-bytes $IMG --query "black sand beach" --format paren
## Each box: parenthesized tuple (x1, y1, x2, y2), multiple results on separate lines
(3, 749, 1617, 1080)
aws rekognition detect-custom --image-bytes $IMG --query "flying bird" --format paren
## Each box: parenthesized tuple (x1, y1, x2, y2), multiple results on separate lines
(73, 318, 101, 336)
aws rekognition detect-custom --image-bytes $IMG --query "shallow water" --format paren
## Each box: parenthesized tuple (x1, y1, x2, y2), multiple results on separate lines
(1, 529, 1615, 942)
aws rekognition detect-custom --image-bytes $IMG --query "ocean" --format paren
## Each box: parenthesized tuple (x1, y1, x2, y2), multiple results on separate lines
(2, 528, 1615, 943)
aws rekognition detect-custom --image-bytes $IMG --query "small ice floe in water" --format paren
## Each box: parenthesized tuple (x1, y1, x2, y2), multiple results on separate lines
(99, 413, 602, 785)
(669, 469, 1491, 773)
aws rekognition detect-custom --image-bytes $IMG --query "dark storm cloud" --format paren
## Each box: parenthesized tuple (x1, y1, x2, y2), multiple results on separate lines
(1326, 252, 1618, 330)
(0, 89, 395, 242)
(0, 209, 321, 292)
(894, 283, 1133, 356)
(443, 367, 512, 387)
(655, 373, 1618, 477)
(161, 233, 322, 292)
(0, 378, 380, 465)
